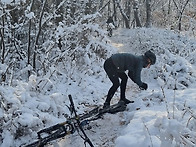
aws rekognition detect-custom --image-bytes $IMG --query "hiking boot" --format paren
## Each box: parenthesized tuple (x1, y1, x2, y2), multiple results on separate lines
(117, 100, 126, 105)
(103, 102, 110, 109)
(120, 98, 134, 104)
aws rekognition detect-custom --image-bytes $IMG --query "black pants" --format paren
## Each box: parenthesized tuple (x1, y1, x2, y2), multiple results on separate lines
(104, 57, 128, 103)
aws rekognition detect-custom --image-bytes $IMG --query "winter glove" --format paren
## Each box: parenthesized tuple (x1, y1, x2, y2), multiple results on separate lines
(140, 83, 148, 90)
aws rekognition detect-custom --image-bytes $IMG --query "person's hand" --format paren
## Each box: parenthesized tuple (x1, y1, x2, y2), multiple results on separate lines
(140, 83, 148, 90)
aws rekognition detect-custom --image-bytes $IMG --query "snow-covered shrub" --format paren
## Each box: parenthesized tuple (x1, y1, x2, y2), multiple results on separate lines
(138, 28, 196, 146)
(114, 28, 196, 147)
(155, 50, 195, 90)
(124, 28, 196, 90)
(35, 12, 116, 93)
(0, 77, 71, 147)
(154, 108, 196, 147)
(0, 13, 116, 147)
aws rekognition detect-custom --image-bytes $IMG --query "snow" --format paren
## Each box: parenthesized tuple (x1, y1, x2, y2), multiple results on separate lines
(1, 27, 196, 147)
(25, 12, 35, 19)
(1, 0, 24, 5)
(1, 0, 13, 4)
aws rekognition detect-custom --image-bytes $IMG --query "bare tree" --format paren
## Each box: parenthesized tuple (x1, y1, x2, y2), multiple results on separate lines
(27, 0, 35, 77)
(145, 0, 152, 27)
(133, 0, 142, 27)
(114, 0, 130, 28)
(125, 1, 131, 21)
(172, 0, 191, 31)
(112, 0, 117, 22)
(33, 0, 47, 71)
(168, 0, 172, 15)
(0, 8, 5, 64)
(0, 8, 6, 82)
(99, 0, 104, 9)
(85, 0, 96, 15)
(55, 0, 64, 24)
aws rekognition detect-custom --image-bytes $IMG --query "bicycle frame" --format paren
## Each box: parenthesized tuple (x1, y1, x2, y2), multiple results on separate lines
(24, 95, 95, 147)
(24, 94, 126, 147)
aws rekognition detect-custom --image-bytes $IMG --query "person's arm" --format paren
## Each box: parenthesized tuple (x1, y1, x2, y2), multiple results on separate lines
(128, 70, 142, 86)
(128, 70, 148, 90)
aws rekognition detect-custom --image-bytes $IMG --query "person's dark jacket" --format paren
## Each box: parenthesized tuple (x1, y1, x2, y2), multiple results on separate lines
(111, 53, 147, 87)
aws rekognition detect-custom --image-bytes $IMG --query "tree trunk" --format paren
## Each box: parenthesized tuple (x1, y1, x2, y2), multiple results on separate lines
(108, 0, 111, 16)
(168, 0, 171, 15)
(55, 0, 64, 24)
(145, 0, 151, 27)
(112, 0, 117, 23)
(33, 0, 47, 71)
(133, 0, 142, 27)
(126, 1, 131, 20)
(178, 14, 182, 31)
(27, 0, 35, 77)
(115, 0, 130, 28)
(172, 0, 190, 31)
(99, 0, 104, 9)
(85, 0, 93, 14)
(1, 8, 5, 64)
(0, 8, 6, 82)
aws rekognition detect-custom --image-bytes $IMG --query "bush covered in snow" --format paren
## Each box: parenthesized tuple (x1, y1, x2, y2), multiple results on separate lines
(35, 13, 116, 93)
(0, 13, 116, 147)
(1, 26, 196, 147)
(119, 28, 196, 90)
(113, 28, 196, 147)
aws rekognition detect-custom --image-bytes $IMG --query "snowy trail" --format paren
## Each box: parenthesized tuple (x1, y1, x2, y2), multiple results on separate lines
(108, 28, 196, 147)
(53, 29, 140, 147)
(53, 28, 196, 147)
(110, 29, 134, 53)
(1, 21, 196, 147)
(53, 29, 136, 147)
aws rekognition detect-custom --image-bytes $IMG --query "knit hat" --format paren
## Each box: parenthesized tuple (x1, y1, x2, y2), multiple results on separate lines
(144, 50, 156, 65)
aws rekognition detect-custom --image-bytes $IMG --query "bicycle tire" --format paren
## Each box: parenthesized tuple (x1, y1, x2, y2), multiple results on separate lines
(24, 125, 69, 147)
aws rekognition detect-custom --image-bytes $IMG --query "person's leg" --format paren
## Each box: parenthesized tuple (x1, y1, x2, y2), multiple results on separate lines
(105, 76, 119, 104)
(118, 72, 134, 104)
(104, 58, 120, 106)
(118, 72, 128, 100)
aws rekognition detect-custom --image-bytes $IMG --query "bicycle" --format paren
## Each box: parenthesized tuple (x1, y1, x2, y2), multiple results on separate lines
(24, 95, 127, 147)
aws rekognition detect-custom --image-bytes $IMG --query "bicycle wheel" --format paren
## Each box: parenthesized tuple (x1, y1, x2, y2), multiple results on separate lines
(24, 124, 72, 147)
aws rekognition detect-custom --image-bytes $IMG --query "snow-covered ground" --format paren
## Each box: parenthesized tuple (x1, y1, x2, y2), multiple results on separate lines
(1, 28, 196, 147)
